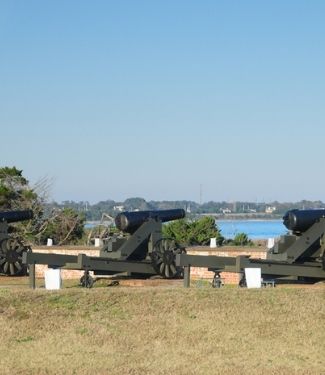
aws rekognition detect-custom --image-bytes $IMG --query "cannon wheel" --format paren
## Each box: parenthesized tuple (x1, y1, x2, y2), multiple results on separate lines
(212, 272, 223, 288)
(238, 273, 247, 288)
(0, 238, 30, 276)
(151, 238, 185, 279)
(80, 271, 94, 288)
(321, 236, 325, 270)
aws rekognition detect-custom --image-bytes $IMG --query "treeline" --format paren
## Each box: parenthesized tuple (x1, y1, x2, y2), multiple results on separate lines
(0, 166, 261, 246)
(2, 165, 324, 247)
(47, 197, 325, 221)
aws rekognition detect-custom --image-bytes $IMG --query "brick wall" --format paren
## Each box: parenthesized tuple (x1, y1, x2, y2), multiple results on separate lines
(32, 245, 267, 284)
(32, 246, 100, 279)
(187, 246, 267, 284)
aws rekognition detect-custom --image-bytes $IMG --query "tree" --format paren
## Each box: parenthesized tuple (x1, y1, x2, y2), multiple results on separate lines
(124, 197, 154, 211)
(163, 216, 224, 246)
(188, 216, 223, 245)
(0, 166, 37, 209)
(0, 166, 85, 245)
(0, 166, 44, 242)
(37, 208, 85, 245)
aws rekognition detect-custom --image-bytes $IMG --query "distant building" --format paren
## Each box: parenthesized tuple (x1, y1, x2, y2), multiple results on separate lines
(265, 206, 276, 214)
(220, 208, 232, 214)
(113, 205, 125, 212)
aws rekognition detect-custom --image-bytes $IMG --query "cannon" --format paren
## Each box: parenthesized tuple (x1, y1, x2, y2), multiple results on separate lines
(102, 209, 186, 272)
(24, 209, 186, 288)
(177, 208, 325, 287)
(0, 210, 33, 224)
(267, 209, 325, 267)
(115, 209, 185, 233)
(0, 210, 33, 276)
(283, 209, 325, 234)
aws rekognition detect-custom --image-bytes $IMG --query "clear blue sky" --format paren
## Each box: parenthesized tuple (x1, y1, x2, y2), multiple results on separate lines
(1, 1, 324, 203)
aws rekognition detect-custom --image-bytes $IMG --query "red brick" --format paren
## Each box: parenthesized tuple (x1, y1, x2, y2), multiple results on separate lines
(187, 246, 266, 285)
(31, 245, 267, 285)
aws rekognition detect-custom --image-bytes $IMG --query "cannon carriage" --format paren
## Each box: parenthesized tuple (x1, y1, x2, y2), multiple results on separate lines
(177, 209, 325, 287)
(24, 209, 186, 288)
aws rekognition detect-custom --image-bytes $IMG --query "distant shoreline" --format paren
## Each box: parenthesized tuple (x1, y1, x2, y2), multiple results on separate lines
(198, 213, 282, 221)
(216, 218, 282, 222)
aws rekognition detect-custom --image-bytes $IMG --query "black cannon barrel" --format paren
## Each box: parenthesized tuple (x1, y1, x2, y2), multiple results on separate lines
(0, 210, 33, 223)
(115, 209, 185, 233)
(283, 209, 325, 233)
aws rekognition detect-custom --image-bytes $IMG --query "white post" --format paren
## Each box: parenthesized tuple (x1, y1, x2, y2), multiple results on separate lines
(210, 238, 217, 248)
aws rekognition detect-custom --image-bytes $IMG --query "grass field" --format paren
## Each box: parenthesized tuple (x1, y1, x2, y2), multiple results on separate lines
(0, 282, 324, 375)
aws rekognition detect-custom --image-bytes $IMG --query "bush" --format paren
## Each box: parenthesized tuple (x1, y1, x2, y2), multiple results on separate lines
(231, 232, 253, 246)
(163, 216, 224, 246)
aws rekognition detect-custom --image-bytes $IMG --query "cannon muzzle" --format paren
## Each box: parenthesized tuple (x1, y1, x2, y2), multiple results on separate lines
(0, 210, 33, 224)
(283, 209, 325, 233)
(115, 209, 185, 233)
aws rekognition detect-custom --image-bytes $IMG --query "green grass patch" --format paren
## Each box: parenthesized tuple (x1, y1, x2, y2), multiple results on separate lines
(15, 336, 34, 343)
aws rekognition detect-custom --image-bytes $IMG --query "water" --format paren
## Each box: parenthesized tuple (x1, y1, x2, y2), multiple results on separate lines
(86, 219, 288, 240)
(216, 220, 288, 240)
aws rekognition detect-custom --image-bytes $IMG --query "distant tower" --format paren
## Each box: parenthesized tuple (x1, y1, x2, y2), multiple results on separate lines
(199, 184, 203, 205)
(232, 201, 237, 213)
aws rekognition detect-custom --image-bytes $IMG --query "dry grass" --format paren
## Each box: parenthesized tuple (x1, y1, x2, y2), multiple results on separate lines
(0, 283, 324, 375)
